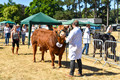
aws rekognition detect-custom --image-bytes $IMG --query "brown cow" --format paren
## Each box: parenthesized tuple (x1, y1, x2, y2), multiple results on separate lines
(31, 25, 66, 68)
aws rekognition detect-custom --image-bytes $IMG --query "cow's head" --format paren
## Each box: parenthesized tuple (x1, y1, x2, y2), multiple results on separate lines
(53, 25, 66, 44)
(53, 25, 66, 38)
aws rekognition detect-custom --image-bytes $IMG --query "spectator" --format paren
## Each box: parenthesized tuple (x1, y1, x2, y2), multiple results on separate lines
(65, 20, 83, 77)
(38, 25, 42, 29)
(4, 23, 11, 46)
(11, 25, 20, 55)
(49, 25, 53, 31)
(31, 25, 35, 33)
(82, 24, 90, 55)
(106, 25, 113, 35)
(21, 24, 27, 45)
(16, 24, 20, 32)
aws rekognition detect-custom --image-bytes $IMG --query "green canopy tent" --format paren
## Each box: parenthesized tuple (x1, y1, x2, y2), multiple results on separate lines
(85, 21, 102, 26)
(0, 21, 15, 29)
(20, 12, 62, 47)
(0, 21, 15, 24)
(62, 19, 86, 26)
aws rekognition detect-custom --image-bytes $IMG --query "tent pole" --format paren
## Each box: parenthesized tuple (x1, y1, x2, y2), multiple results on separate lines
(28, 22, 32, 48)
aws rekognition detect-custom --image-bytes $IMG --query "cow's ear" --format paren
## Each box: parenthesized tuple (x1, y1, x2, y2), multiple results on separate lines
(53, 27, 57, 32)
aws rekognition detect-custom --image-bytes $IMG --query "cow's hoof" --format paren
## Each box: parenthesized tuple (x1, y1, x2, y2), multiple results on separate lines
(59, 66, 61, 68)
(40, 60, 44, 62)
(105, 58, 107, 61)
(52, 66, 55, 69)
(100, 55, 102, 57)
(33, 61, 36, 63)
(114, 59, 117, 62)
(93, 55, 95, 57)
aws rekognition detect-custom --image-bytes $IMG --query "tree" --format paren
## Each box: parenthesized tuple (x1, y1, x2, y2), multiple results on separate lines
(101, 0, 111, 26)
(25, 0, 63, 17)
(53, 10, 74, 20)
(0, 4, 3, 17)
(78, 0, 83, 18)
(116, 0, 120, 23)
(84, 0, 88, 18)
(81, 8, 94, 18)
(89, 0, 101, 18)
(2, 6, 23, 23)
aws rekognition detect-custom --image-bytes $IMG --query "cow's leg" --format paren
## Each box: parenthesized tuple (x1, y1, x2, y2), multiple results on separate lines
(33, 44, 37, 62)
(41, 51, 45, 62)
(105, 50, 108, 61)
(93, 45, 96, 57)
(111, 47, 116, 62)
(100, 46, 102, 57)
(114, 51, 116, 62)
(50, 52, 55, 68)
(58, 54, 63, 68)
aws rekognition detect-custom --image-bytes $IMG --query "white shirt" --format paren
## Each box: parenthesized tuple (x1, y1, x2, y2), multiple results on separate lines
(4, 27, 11, 33)
(32, 26, 35, 32)
(22, 27, 26, 34)
(106, 26, 113, 33)
(66, 27, 82, 60)
(83, 27, 90, 44)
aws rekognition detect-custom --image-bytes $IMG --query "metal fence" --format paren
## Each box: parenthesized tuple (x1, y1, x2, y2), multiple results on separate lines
(103, 40, 120, 67)
(63, 38, 120, 67)
(118, 31, 120, 40)
(82, 38, 103, 64)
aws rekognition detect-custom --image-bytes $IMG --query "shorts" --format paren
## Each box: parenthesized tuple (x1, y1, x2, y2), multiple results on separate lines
(12, 39, 19, 47)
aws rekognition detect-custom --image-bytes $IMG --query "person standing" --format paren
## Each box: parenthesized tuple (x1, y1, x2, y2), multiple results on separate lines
(31, 25, 35, 33)
(38, 25, 42, 29)
(106, 25, 113, 35)
(65, 20, 83, 77)
(16, 24, 20, 32)
(11, 25, 20, 55)
(4, 23, 11, 46)
(82, 24, 90, 55)
(21, 24, 26, 45)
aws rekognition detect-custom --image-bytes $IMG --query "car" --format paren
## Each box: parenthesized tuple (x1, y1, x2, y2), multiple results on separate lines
(116, 25, 120, 31)
(112, 24, 120, 31)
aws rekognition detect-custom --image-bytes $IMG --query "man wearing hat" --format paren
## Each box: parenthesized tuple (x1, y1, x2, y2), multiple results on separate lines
(16, 24, 20, 32)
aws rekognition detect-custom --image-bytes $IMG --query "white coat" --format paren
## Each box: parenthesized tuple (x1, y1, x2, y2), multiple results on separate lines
(66, 27, 82, 60)
(83, 27, 90, 44)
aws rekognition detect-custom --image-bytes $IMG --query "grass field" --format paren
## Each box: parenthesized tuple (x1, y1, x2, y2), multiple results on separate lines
(0, 32, 120, 80)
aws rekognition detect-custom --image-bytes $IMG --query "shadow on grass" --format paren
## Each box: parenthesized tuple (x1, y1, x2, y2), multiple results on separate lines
(0, 47, 4, 49)
(44, 60, 120, 76)
(19, 53, 42, 55)
(18, 53, 33, 55)
(18, 53, 42, 55)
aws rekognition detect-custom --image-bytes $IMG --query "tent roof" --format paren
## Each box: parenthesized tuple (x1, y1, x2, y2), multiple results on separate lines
(0, 21, 15, 24)
(85, 21, 101, 26)
(21, 12, 62, 25)
(62, 19, 86, 26)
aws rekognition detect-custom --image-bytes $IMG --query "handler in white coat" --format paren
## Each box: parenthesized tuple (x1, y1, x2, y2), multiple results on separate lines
(82, 24, 90, 55)
(65, 20, 82, 77)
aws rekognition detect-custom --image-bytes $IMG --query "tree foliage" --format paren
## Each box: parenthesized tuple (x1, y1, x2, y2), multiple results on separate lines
(53, 10, 74, 20)
(2, 6, 23, 23)
(0, 0, 25, 23)
(25, 0, 63, 17)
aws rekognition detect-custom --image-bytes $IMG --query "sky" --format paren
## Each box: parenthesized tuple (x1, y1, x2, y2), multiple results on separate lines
(0, 0, 33, 6)
(0, 0, 117, 9)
